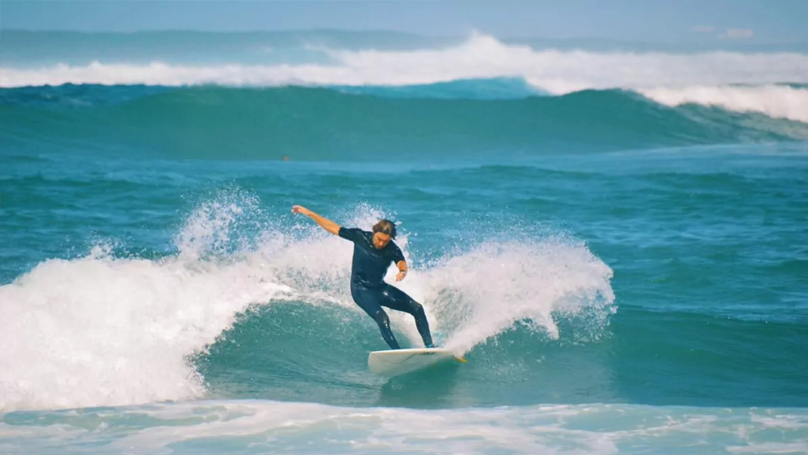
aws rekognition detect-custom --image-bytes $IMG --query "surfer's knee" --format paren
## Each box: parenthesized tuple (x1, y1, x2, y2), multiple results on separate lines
(391, 289, 424, 317)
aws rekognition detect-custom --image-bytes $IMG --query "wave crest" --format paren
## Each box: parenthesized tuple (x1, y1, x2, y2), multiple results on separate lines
(639, 85, 808, 123)
(0, 196, 613, 412)
(2, 33, 807, 123)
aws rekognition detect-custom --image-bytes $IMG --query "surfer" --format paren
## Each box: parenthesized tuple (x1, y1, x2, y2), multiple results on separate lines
(292, 205, 435, 350)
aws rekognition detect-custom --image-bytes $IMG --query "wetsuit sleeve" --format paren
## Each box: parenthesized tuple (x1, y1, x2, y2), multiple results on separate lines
(391, 244, 406, 264)
(338, 227, 362, 243)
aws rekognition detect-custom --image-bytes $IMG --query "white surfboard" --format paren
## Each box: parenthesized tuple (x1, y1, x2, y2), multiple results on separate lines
(368, 348, 464, 377)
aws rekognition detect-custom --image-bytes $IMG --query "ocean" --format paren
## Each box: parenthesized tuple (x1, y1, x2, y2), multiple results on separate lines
(1, 30, 807, 454)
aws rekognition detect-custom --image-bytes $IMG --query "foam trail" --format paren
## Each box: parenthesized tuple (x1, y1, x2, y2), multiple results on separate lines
(401, 239, 615, 354)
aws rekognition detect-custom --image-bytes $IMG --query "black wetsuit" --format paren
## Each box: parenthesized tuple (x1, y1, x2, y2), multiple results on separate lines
(338, 227, 434, 350)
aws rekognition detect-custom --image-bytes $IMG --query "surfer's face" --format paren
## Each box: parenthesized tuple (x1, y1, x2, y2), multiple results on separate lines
(372, 232, 391, 249)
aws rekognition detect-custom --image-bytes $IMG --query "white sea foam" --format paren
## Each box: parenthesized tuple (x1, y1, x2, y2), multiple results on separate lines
(2, 33, 807, 121)
(0, 247, 295, 413)
(406, 239, 616, 354)
(639, 85, 808, 123)
(3, 400, 806, 455)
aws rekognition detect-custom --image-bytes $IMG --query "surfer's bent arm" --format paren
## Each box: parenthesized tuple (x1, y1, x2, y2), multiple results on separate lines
(291, 205, 340, 235)
(394, 242, 408, 280)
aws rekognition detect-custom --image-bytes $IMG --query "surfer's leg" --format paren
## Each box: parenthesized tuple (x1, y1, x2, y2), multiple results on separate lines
(372, 310, 400, 350)
(379, 285, 434, 348)
(351, 286, 401, 350)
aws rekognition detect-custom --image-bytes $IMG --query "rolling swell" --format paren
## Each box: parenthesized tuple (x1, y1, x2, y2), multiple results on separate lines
(2, 85, 805, 161)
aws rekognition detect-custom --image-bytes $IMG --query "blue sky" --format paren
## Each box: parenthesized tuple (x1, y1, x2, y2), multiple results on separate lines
(2, 0, 807, 43)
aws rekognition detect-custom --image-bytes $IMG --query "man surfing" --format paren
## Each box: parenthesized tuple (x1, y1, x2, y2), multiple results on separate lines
(292, 205, 435, 350)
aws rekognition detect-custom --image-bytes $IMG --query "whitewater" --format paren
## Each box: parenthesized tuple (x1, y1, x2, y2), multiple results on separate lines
(0, 196, 614, 412)
(2, 33, 808, 122)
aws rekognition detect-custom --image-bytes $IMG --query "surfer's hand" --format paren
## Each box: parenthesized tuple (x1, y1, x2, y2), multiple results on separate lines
(292, 205, 311, 217)
(396, 271, 407, 281)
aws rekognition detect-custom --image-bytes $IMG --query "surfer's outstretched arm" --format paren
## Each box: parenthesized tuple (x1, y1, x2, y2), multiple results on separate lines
(292, 205, 340, 235)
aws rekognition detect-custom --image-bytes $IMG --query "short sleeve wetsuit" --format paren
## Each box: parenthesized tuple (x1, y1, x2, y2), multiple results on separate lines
(338, 227, 434, 349)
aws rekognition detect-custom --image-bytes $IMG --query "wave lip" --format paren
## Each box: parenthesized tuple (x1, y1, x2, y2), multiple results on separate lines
(639, 85, 808, 123)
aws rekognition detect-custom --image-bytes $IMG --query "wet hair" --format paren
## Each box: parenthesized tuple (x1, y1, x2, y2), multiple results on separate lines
(372, 219, 397, 238)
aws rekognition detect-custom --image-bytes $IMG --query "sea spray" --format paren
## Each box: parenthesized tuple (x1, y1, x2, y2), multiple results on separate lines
(0, 195, 615, 411)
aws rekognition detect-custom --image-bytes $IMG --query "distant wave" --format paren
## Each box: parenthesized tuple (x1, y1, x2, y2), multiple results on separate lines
(2, 33, 808, 122)
(639, 85, 808, 123)
(2, 85, 807, 163)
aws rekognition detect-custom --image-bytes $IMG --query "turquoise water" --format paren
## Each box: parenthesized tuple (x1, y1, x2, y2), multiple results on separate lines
(1, 30, 808, 454)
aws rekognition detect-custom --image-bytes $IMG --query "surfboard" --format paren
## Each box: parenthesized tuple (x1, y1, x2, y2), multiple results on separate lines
(367, 348, 465, 377)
